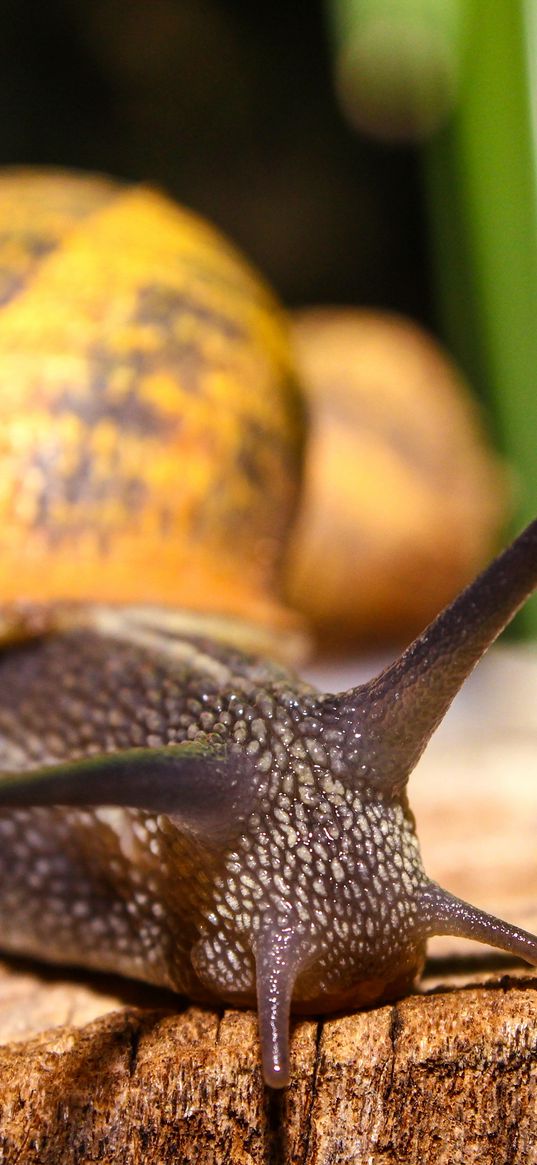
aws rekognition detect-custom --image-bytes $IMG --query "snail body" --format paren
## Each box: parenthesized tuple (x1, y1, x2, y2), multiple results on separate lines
(0, 521, 537, 1087)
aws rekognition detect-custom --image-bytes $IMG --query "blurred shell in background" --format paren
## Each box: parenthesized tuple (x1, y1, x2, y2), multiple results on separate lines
(284, 308, 507, 646)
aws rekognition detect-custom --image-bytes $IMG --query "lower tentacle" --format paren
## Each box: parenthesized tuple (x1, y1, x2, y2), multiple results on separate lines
(420, 881, 537, 967)
(255, 925, 316, 1089)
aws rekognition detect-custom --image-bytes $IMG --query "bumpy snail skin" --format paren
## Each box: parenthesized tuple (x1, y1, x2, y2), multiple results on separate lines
(0, 521, 536, 1088)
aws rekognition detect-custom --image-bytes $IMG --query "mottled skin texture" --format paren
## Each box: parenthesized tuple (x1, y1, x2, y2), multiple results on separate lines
(0, 520, 537, 1086)
(0, 628, 426, 1004)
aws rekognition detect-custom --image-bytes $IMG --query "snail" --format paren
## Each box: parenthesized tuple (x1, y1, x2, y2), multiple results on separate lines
(0, 168, 535, 1090)
(0, 521, 536, 1088)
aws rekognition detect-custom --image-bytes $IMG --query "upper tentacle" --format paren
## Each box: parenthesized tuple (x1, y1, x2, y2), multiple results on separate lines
(0, 740, 255, 842)
(324, 518, 537, 790)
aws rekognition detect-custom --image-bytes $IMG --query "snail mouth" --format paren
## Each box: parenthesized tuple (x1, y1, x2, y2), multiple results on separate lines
(288, 964, 422, 1015)
(189, 962, 422, 1016)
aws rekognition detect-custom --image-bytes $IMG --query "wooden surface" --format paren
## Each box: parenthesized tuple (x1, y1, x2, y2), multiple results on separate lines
(0, 646, 536, 1163)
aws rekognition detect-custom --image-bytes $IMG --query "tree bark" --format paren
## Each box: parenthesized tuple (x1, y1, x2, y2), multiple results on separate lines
(0, 649, 536, 1163)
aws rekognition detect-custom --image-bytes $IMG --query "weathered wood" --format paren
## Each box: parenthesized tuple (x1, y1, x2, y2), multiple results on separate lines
(0, 967, 536, 1164)
(0, 648, 536, 1162)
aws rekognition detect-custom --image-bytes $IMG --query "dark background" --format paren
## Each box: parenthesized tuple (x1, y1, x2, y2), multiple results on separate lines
(0, 0, 431, 318)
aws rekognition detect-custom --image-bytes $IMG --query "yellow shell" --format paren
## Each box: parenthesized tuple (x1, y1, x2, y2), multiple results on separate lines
(0, 169, 304, 640)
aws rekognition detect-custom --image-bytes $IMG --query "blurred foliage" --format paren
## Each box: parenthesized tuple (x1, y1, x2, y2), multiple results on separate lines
(328, 0, 464, 143)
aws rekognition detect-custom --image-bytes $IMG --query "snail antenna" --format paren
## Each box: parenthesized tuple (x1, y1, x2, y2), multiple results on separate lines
(420, 882, 537, 967)
(255, 925, 313, 1089)
(329, 519, 537, 790)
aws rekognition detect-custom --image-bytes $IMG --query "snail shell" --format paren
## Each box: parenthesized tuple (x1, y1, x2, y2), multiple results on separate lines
(0, 168, 304, 646)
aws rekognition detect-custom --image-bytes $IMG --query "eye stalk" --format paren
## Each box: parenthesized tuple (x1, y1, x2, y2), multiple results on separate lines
(329, 518, 537, 792)
(0, 739, 255, 842)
